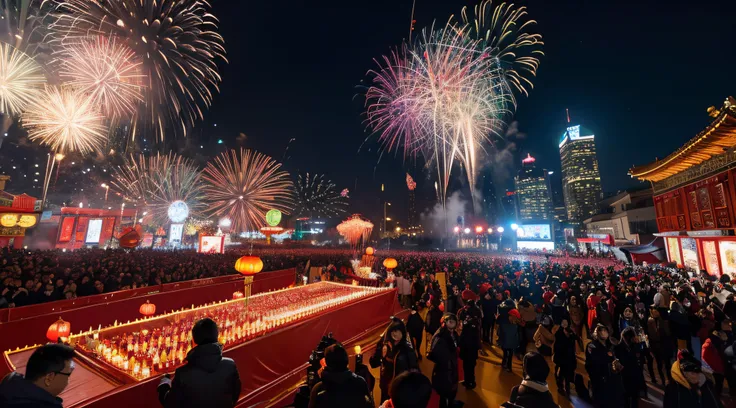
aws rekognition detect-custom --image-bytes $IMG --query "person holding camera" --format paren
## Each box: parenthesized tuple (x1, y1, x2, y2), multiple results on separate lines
(585, 324, 624, 408)
(428, 314, 460, 408)
(370, 319, 418, 404)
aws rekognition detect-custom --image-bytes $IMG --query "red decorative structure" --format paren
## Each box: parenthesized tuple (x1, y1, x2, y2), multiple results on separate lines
(232, 291, 244, 300)
(337, 214, 373, 252)
(46, 318, 71, 342)
(235, 256, 264, 306)
(383, 257, 397, 272)
(139, 300, 156, 317)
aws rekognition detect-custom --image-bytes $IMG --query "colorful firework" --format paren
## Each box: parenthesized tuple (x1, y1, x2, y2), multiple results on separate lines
(340, 188, 350, 198)
(365, 23, 512, 211)
(460, 0, 544, 97)
(294, 172, 348, 218)
(337, 214, 373, 250)
(111, 152, 204, 226)
(0, 43, 46, 116)
(201, 149, 293, 232)
(23, 85, 107, 154)
(406, 173, 416, 191)
(56, 35, 145, 118)
(50, 0, 226, 139)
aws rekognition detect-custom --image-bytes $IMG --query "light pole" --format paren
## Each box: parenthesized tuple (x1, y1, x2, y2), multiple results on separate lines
(101, 183, 110, 202)
(497, 226, 504, 251)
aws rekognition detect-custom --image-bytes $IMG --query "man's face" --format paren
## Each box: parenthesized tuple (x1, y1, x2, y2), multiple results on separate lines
(445, 320, 457, 330)
(44, 359, 74, 396)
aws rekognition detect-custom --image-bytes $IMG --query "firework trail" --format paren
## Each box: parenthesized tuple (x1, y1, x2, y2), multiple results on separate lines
(0, 42, 46, 116)
(202, 149, 293, 232)
(49, 0, 226, 139)
(111, 152, 204, 226)
(294, 172, 348, 218)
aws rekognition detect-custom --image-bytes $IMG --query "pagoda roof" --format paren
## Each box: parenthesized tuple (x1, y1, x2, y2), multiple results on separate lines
(629, 97, 736, 182)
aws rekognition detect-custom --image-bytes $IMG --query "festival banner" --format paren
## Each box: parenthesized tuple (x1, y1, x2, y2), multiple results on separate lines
(58, 217, 75, 242)
(75, 217, 89, 243)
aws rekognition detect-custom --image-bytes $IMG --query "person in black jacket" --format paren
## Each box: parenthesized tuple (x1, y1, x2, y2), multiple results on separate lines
(614, 327, 644, 408)
(507, 352, 560, 408)
(553, 318, 578, 397)
(663, 353, 722, 408)
(406, 304, 425, 361)
(458, 300, 482, 390)
(481, 290, 502, 344)
(585, 324, 624, 408)
(370, 319, 419, 403)
(429, 314, 460, 408)
(158, 318, 241, 408)
(309, 344, 373, 408)
(425, 304, 443, 355)
(0, 343, 75, 408)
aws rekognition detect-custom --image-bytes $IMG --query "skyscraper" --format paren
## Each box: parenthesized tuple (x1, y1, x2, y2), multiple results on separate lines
(406, 173, 417, 228)
(559, 117, 603, 226)
(514, 154, 553, 221)
(480, 167, 498, 225)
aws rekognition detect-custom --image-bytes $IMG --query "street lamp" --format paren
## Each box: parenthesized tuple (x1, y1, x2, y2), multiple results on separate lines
(487, 227, 493, 234)
(101, 183, 110, 201)
(464, 227, 470, 234)
(497, 226, 504, 233)
(475, 226, 483, 234)
(511, 223, 519, 231)
(453, 226, 460, 233)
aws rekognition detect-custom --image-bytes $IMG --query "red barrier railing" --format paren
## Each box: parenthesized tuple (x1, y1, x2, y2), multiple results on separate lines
(0, 269, 295, 375)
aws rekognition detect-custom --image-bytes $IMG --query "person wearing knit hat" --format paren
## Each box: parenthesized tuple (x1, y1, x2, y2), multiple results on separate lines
(428, 313, 459, 408)
(663, 350, 721, 408)
(506, 352, 559, 408)
(369, 319, 418, 404)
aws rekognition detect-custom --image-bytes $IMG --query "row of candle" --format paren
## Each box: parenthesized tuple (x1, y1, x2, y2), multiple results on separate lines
(73, 283, 390, 380)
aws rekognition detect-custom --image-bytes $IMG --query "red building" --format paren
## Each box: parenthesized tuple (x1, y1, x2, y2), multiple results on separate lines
(630, 97, 736, 277)
(0, 190, 40, 249)
(54, 207, 138, 250)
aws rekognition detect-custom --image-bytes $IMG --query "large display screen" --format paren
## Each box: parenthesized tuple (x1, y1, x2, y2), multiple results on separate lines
(85, 219, 103, 243)
(199, 235, 225, 254)
(517, 241, 554, 251)
(681, 238, 699, 271)
(719, 241, 736, 276)
(169, 223, 184, 243)
(516, 224, 552, 241)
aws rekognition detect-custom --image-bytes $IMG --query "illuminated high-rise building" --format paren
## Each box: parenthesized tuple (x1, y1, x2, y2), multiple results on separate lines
(514, 154, 553, 221)
(559, 115, 603, 226)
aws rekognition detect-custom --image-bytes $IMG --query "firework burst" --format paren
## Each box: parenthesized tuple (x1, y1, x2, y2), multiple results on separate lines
(0, 43, 46, 116)
(23, 85, 107, 154)
(294, 172, 348, 218)
(460, 0, 544, 97)
(56, 35, 145, 118)
(50, 0, 226, 139)
(111, 152, 204, 226)
(202, 149, 293, 232)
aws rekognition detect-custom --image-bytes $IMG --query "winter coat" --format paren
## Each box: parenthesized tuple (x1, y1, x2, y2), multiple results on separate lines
(663, 361, 722, 408)
(406, 312, 424, 341)
(508, 380, 560, 408)
(568, 303, 584, 327)
(446, 293, 464, 315)
(0, 372, 63, 408)
(428, 328, 459, 395)
(497, 301, 520, 350)
(519, 303, 537, 324)
(308, 369, 373, 408)
(614, 341, 644, 396)
(480, 296, 500, 323)
(647, 316, 674, 356)
(459, 315, 481, 360)
(425, 307, 443, 335)
(587, 295, 601, 329)
(158, 343, 241, 408)
(369, 333, 418, 394)
(702, 336, 725, 374)
(585, 339, 623, 408)
(553, 327, 578, 372)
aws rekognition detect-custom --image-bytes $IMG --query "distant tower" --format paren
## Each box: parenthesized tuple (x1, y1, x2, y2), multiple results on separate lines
(406, 173, 417, 227)
(514, 154, 553, 221)
(559, 112, 603, 226)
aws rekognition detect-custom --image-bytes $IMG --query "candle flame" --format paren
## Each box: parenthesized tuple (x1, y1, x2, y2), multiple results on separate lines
(354, 345, 361, 355)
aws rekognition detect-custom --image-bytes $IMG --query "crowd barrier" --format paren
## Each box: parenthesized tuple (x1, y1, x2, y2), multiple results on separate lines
(0, 268, 296, 374)
(70, 288, 400, 407)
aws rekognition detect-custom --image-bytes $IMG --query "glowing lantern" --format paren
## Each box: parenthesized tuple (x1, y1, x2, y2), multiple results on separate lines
(265, 209, 282, 227)
(235, 256, 263, 307)
(17, 215, 37, 228)
(0, 214, 17, 227)
(46, 318, 71, 342)
(139, 300, 156, 317)
(383, 258, 397, 271)
(232, 291, 244, 300)
(365, 247, 374, 256)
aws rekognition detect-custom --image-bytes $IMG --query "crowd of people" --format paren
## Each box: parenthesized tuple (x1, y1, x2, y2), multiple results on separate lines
(3, 246, 736, 407)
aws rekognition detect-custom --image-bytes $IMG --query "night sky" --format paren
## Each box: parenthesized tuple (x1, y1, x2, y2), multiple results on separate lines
(30, 0, 730, 223)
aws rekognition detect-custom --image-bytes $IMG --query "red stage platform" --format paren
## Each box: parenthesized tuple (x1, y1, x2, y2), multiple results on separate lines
(4, 283, 400, 407)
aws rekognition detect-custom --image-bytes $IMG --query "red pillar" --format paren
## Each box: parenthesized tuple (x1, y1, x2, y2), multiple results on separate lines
(0, 237, 9, 248)
(12, 236, 24, 249)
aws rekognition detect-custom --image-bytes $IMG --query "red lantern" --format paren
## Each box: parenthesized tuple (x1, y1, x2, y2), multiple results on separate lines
(46, 318, 71, 342)
(383, 257, 397, 271)
(439, 302, 445, 312)
(139, 300, 156, 317)
(235, 256, 263, 276)
(365, 247, 374, 256)
(232, 291, 244, 300)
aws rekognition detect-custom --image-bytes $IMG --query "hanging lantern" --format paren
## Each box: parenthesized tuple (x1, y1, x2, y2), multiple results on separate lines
(139, 300, 156, 317)
(46, 318, 71, 342)
(232, 291, 244, 300)
(235, 256, 263, 277)
(383, 258, 397, 271)
(365, 247, 374, 256)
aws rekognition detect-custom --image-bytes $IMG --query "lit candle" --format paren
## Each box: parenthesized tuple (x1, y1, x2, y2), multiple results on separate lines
(142, 366, 150, 378)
